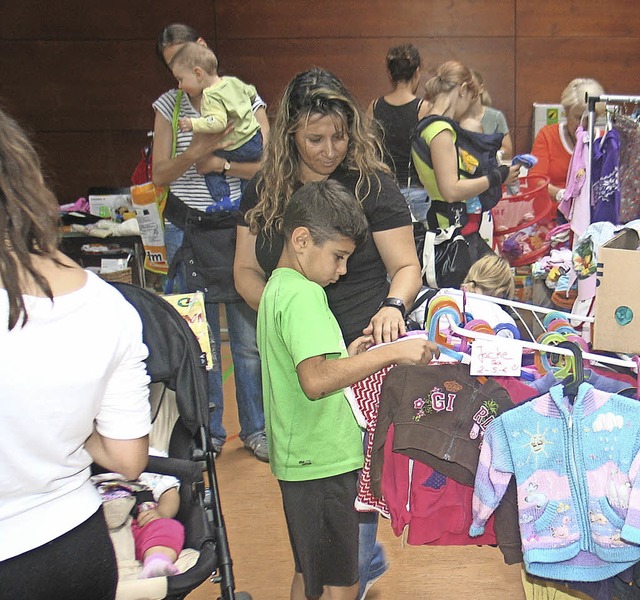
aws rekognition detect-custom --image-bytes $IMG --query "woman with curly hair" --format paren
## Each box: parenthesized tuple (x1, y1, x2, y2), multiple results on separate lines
(234, 67, 422, 599)
(0, 106, 150, 599)
(236, 67, 421, 345)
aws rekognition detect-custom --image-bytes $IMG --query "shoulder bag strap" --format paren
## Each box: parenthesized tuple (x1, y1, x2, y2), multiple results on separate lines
(171, 89, 183, 159)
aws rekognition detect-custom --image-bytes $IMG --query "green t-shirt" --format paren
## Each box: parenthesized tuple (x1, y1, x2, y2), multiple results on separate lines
(257, 268, 364, 481)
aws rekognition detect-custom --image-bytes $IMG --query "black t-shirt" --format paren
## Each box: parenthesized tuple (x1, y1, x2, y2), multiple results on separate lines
(373, 97, 422, 188)
(239, 167, 411, 344)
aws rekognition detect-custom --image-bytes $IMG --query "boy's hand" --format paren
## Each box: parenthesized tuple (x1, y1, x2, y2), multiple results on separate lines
(392, 338, 440, 365)
(347, 335, 374, 356)
(178, 116, 193, 132)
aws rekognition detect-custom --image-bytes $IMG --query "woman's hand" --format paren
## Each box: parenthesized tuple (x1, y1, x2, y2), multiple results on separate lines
(368, 225, 422, 345)
(189, 123, 233, 161)
(504, 164, 520, 186)
(362, 306, 407, 345)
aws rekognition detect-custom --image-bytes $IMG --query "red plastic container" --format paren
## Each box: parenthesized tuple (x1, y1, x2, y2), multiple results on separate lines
(492, 175, 555, 267)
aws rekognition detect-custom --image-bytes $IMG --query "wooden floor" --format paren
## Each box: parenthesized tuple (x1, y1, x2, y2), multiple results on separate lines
(187, 344, 526, 600)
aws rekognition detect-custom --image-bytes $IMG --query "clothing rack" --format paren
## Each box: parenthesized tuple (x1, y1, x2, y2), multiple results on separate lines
(436, 289, 636, 372)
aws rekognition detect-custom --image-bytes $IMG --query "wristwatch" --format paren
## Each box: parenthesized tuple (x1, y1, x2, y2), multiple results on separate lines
(378, 297, 406, 317)
(220, 160, 231, 175)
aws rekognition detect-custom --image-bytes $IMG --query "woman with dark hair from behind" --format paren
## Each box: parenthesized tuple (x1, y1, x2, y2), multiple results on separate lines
(367, 43, 431, 223)
(0, 106, 151, 599)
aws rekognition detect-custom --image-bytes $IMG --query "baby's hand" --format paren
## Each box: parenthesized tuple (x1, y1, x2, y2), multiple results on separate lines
(391, 338, 439, 365)
(137, 507, 161, 527)
(178, 117, 193, 132)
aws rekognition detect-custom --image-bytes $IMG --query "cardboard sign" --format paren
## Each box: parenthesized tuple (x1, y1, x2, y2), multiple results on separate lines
(470, 339, 522, 377)
(163, 292, 214, 370)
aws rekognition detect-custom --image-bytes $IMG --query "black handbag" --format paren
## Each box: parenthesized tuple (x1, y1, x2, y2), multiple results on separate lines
(167, 205, 242, 303)
(414, 223, 471, 289)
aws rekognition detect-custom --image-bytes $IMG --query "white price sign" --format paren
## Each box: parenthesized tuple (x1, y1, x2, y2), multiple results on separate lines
(470, 339, 522, 377)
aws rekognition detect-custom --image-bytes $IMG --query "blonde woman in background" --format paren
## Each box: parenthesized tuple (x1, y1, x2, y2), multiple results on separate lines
(460, 69, 513, 160)
(412, 60, 519, 261)
(432, 254, 517, 336)
(529, 77, 605, 203)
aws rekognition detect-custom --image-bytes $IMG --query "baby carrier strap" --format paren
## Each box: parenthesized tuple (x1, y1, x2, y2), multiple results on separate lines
(411, 114, 505, 211)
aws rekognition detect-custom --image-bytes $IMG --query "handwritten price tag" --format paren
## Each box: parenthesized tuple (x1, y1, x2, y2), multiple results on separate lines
(470, 339, 522, 377)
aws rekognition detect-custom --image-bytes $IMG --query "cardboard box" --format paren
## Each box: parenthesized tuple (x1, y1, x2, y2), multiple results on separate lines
(593, 229, 640, 354)
(88, 193, 133, 219)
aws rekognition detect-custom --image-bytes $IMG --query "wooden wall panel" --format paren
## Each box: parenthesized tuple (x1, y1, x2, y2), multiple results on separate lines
(3, 0, 640, 201)
(517, 1, 640, 37)
(515, 37, 640, 150)
(0, 41, 169, 131)
(0, 0, 215, 40)
(215, 0, 514, 39)
(35, 131, 146, 202)
(218, 37, 515, 128)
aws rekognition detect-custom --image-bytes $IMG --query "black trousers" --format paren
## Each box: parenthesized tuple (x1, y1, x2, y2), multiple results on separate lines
(0, 507, 117, 600)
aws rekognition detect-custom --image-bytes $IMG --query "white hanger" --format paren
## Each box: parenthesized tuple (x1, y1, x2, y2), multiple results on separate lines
(445, 317, 637, 372)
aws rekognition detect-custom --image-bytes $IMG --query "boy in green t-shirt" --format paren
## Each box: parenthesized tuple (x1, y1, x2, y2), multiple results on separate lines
(257, 179, 438, 600)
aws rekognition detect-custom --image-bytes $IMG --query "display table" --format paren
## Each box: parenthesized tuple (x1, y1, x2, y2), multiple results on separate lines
(60, 232, 147, 288)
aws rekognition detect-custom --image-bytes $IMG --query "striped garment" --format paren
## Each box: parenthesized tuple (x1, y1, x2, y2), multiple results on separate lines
(152, 89, 265, 213)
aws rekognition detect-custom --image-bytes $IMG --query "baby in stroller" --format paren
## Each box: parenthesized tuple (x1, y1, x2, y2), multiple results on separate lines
(92, 456, 185, 579)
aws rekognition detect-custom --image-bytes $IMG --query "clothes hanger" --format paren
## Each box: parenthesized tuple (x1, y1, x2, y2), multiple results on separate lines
(600, 107, 615, 148)
(445, 318, 637, 373)
(555, 340, 585, 401)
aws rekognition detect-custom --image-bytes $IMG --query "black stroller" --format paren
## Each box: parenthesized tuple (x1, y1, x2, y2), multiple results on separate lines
(109, 282, 251, 600)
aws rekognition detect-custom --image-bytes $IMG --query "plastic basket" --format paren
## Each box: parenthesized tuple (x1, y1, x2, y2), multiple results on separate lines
(492, 175, 556, 266)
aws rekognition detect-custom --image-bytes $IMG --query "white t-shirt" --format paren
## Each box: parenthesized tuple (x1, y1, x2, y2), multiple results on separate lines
(0, 271, 151, 561)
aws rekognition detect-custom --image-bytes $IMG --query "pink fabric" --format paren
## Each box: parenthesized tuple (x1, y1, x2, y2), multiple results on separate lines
(132, 518, 185, 561)
(492, 376, 540, 405)
(381, 424, 497, 546)
(561, 126, 591, 238)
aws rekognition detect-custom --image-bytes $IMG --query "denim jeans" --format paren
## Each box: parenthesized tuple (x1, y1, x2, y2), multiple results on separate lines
(358, 512, 387, 598)
(163, 222, 186, 294)
(358, 429, 388, 597)
(400, 186, 431, 224)
(205, 130, 263, 208)
(206, 299, 265, 444)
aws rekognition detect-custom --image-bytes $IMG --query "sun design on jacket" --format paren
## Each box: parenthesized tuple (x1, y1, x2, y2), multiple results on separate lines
(521, 422, 553, 466)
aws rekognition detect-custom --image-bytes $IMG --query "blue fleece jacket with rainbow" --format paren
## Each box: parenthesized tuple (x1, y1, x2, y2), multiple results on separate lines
(470, 383, 640, 582)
